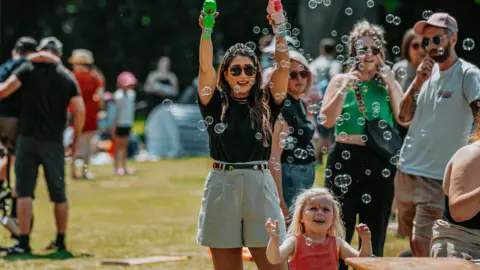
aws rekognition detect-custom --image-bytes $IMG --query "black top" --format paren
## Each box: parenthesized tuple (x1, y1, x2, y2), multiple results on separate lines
(12, 62, 80, 143)
(199, 88, 283, 163)
(280, 94, 316, 165)
(444, 195, 480, 230)
(0, 58, 27, 117)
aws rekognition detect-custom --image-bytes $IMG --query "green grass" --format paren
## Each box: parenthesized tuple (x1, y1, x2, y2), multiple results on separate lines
(0, 157, 409, 269)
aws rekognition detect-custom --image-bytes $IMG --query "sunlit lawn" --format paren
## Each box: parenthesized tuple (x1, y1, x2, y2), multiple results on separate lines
(0, 157, 409, 269)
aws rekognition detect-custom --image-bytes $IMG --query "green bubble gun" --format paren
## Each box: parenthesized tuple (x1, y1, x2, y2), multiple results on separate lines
(203, 0, 216, 39)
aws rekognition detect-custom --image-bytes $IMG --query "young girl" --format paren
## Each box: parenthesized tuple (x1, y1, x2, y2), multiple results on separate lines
(266, 188, 372, 269)
(113, 71, 137, 176)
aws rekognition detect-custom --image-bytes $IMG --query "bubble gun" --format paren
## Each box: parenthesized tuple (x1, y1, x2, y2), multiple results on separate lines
(203, 0, 216, 39)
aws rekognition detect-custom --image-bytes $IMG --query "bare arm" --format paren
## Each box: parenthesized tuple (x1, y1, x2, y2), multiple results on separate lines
(0, 75, 22, 98)
(338, 238, 359, 259)
(269, 118, 289, 216)
(266, 235, 296, 265)
(447, 147, 480, 222)
(197, 12, 218, 106)
(319, 74, 350, 128)
(397, 79, 423, 126)
(267, 33, 289, 104)
(69, 96, 86, 145)
(27, 51, 61, 63)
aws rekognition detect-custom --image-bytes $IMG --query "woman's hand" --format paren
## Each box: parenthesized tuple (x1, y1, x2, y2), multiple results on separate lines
(198, 11, 219, 29)
(338, 71, 361, 95)
(375, 54, 396, 86)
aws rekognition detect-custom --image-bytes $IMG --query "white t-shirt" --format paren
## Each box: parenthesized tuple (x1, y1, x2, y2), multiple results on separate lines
(114, 89, 136, 127)
(398, 59, 480, 180)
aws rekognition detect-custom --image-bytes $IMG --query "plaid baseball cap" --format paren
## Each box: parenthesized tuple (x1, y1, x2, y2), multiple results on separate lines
(13, 36, 38, 53)
(414, 13, 458, 35)
(37, 36, 63, 54)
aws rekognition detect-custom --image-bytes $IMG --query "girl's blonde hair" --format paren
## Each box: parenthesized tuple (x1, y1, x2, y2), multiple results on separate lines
(289, 50, 313, 95)
(287, 188, 346, 239)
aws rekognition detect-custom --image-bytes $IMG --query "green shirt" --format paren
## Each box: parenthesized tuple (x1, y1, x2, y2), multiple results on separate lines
(335, 80, 394, 135)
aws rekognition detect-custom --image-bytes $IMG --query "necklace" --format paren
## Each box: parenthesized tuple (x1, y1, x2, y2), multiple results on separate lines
(232, 96, 248, 104)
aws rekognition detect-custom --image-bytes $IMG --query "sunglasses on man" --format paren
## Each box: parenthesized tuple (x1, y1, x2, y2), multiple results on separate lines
(422, 35, 448, 48)
(289, 70, 310, 80)
(229, 64, 257, 77)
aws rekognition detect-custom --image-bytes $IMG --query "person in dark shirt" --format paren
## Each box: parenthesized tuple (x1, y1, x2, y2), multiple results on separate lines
(269, 51, 316, 220)
(0, 37, 60, 240)
(196, 5, 290, 269)
(0, 36, 85, 255)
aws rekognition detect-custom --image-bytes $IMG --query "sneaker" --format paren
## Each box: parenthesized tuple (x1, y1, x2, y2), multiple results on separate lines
(3, 244, 31, 256)
(44, 241, 66, 251)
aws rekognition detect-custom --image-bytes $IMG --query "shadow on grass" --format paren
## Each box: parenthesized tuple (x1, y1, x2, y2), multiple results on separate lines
(3, 250, 93, 261)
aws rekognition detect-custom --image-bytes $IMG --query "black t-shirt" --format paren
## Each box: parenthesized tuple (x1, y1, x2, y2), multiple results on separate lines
(12, 62, 80, 142)
(0, 57, 27, 117)
(199, 88, 283, 163)
(280, 95, 316, 165)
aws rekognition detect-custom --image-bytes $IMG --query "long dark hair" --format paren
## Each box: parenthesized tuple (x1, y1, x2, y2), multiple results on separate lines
(217, 43, 272, 146)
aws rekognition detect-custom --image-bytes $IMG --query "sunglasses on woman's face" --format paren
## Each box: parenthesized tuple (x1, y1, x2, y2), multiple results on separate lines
(229, 64, 257, 77)
(411, 43, 421, 50)
(359, 47, 381, 56)
(422, 35, 448, 48)
(289, 70, 310, 80)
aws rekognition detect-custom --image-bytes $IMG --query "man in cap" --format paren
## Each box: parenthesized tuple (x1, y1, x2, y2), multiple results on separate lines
(0, 36, 85, 255)
(396, 13, 480, 256)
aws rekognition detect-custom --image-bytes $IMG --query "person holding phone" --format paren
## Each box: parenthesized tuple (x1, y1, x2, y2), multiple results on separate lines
(320, 19, 404, 269)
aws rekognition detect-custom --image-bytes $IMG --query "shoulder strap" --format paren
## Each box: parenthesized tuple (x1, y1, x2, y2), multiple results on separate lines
(352, 85, 368, 120)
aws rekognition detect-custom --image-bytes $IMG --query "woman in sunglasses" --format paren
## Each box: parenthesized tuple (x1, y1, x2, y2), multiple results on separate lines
(320, 20, 404, 269)
(196, 2, 290, 270)
(269, 51, 315, 220)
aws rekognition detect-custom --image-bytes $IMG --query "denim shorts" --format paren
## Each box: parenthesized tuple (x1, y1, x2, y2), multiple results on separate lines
(281, 163, 315, 211)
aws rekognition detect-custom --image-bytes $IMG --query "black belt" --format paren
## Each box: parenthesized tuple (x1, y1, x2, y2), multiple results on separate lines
(213, 162, 268, 171)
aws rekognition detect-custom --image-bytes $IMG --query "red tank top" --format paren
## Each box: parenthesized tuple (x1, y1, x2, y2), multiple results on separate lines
(289, 235, 338, 270)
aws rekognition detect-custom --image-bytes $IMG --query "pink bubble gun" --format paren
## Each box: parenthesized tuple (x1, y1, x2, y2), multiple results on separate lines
(267, 0, 287, 36)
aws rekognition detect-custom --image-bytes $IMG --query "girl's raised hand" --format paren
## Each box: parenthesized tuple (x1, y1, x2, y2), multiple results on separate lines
(355, 223, 371, 242)
(265, 218, 280, 238)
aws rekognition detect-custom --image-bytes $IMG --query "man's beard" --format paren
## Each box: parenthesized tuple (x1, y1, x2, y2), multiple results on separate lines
(429, 44, 451, 63)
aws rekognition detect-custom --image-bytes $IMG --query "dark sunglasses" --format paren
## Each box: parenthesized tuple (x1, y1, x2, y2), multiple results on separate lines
(358, 47, 381, 56)
(422, 35, 448, 48)
(289, 70, 310, 80)
(411, 43, 421, 50)
(229, 65, 257, 76)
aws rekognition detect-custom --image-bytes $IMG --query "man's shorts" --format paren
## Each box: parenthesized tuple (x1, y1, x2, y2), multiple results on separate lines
(197, 161, 286, 248)
(0, 117, 19, 153)
(394, 170, 444, 239)
(15, 136, 66, 203)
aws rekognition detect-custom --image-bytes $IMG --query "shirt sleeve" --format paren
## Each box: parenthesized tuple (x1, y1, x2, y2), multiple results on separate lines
(463, 67, 480, 104)
(198, 88, 223, 120)
(11, 61, 34, 82)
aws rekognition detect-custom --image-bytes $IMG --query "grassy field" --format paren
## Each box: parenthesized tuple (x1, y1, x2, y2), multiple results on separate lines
(0, 157, 409, 269)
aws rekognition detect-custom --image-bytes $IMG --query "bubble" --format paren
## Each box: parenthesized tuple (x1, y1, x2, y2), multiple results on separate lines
(334, 174, 352, 188)
(305, 236, 313, 246)
(336, 55, 345, 63)
(262, 28, 269, 35)
(438, 47, 445, 55)
(366, 0, 375, 8)
(249, 78, 256, 85)
(197, 120, 208, 131)
(382, 168, 391, 178)
(294, 148, 303, 159)
(338, 132, 348, 141)
(316, 114, 327, 125)
(325, 169, 332, 178)
(420, 129, 426, 136)
(386, 14, 395, 24)
(321, 147, 328, 154)
(336, 116, 344, 126)
(390, 155, 399, 165)
(214, 123, 226, 134)
(345, 7, 353, 16)
(358, 63, 365, 70)
(361, 85, 368, 93)
(234, 85, 241, 93)
(245, 41, 257, 51)
(255, 132, 262, 140)
(292, 28, 301, 36)
(393, 16, 401, 26)
(386, 96, 390, 102)
(365, 169, 371, 175)
(462, 38, 475, 51)
(341, 35, 349, 44)
(392, 46, 401, 55)
(308, 0, 317, 9)
(357, 117, 366, 126)
(422, 10, 433, 20)
(357, 50, 367, 58)
(372, 102, 381, 110)
(268, 82, 275, 89)
(335, 163, 342, 170)
(331, 30, 337, 37)
(383, 131, 392, 141)
(201, 86, 212, 96)
(288, 126, 295, 134)
(269, 156, 277, 163)
(372, 111, 379, 118)
(323, 0, 331, 6)
(380, 66, 390, 76)
(279, 140, 287, 149)
(284, 99, 291, 107)
(279, 132, 289, 140)
(308, 104, 321, 114)
(274, 163, 281, 171)
(341, 187, 348, 194)
(361, 194, 372, 204)
(298, 129, 304, 135)
(397, 68, 407, 79)
(378, 120, 388, 129)
(360, 134, 368, 143)
(162, 99, 174, 111)
(286, 157, 293, 163)
(343, 112, 351, 121)
(205, 116, 214, 125)
(308, 148, 315, 156)
(341, 150, 351, 160)
(253, 26, 261, 34)
(336, 44, 344, 53)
